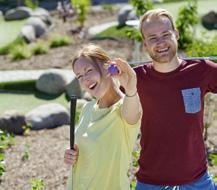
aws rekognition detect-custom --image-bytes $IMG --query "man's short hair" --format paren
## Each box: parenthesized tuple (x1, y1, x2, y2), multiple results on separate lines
(139, 8, 176, 39)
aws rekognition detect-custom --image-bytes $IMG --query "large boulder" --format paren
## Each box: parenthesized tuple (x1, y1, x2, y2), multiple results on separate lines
(19, 25, 36, 42)
(25, 103, 70, 130)
(0, 110, 26, 135)
(65, 77, 94, 100)
(65, 78, 82, 98)
(25, 16, 47, 38)
(127, 9, 138, 21)
(31, 7, 52, 26)
(36, 69, 73, 95)
(202, 11, 217, 30)
(19, 7, 52, 42)
(4, 6, 32, 21)
(117, 5, 137, 27)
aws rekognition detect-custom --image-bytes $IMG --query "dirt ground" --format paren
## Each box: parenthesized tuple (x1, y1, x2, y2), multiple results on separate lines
(0, 6, 217, 190)
(0, 126, 70, 190)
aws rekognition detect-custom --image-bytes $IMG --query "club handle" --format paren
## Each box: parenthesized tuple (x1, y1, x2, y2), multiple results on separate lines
(70, 95, 77, 150)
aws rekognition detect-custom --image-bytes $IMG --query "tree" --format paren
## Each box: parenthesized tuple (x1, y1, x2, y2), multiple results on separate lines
(176, 0, 198, 50)
(71, 0, 90, 28)
(130, 0, 153, 17)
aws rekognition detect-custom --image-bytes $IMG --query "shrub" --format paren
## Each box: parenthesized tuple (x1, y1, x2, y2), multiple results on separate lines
(126, 27, 142, 42)
(24, 0, 38, 9)
(49, 34, 72, 48)
(71, 0, 90, 27)
(209, 154, 217, 166)
(0, 37, 26, 55)
(31, 42, 49, 55)
(9, 44, 32, 61)
(213, 175, 217, 183)
(30, 179, 45, 190)
(186, 34, 217, 61)
(0, 80, 36, 92)
(0, 160, 5, 177)
(176, 0, 198, 50)
(0, 130, 14, 177)
(130, 0, 153, 17)
(21, 144, 30, 161)
(126, 0, 153, 43)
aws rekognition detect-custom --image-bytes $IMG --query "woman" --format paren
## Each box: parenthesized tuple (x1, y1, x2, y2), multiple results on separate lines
(64, 44, 142, 190)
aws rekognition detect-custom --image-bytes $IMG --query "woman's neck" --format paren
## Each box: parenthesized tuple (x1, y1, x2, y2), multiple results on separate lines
(97, 87, 123, 108)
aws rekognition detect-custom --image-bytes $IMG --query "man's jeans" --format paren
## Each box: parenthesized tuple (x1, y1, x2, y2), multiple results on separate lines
(136, 172, 217, 190)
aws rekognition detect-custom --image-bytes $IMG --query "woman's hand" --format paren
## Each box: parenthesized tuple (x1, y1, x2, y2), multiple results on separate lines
(108, 58, 137, 96)
(108, 58, 142, 125)
(64, 144, 79, 166)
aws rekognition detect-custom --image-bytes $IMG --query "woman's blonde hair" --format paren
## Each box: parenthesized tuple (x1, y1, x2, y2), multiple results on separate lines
(72, 44, 111, 69)
(139, 8, 176, 40)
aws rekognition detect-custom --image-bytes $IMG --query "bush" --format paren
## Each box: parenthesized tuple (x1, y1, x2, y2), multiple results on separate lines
(130, 0, 153, 17)
(0, 80, 36, 92)
(126, 27, 142, 42)
(31, 42, 49, 55)
(0, 130, 14, 177)
(49, 35, 72, 48)
(176, 0, 198, 50)
(71, 0, 90, 27)
(0, 37, 26, 55)
(127, 0, 153, 43)
(9, 44, 32, 61)
(186, 34, 217, 61)
(24, 0, 38, 9)
(30, 179, 45, 190)
(213, 176, 217, 183)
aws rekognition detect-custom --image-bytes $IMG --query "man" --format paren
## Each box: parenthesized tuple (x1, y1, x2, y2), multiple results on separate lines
(134, 8, 217, 190)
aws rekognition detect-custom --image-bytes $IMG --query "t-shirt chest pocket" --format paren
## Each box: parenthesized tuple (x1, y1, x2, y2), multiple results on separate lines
(181, 87, 201, 113)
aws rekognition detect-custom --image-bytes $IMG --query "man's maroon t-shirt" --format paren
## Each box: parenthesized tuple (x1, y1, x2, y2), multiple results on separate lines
(134, 60, 217, 185)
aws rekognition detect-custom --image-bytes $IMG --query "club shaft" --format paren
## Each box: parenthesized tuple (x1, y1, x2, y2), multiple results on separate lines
(70, 95, 77, 150)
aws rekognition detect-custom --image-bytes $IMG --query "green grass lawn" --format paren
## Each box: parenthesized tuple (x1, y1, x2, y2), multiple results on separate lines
(0, 16, 26, 48)
(95, 25, 134, 39)
(0, 92, 69, 114)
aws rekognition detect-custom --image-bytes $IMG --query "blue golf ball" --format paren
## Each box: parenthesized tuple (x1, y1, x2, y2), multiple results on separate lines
(108, 64, 119, 75)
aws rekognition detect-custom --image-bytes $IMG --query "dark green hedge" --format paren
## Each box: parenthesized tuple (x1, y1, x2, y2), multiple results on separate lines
(0, 80, 36, 92)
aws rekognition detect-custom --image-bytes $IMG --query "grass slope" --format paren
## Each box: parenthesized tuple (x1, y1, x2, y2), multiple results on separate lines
(0, 92, 69, 114)
(0, 17, 26, 48)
